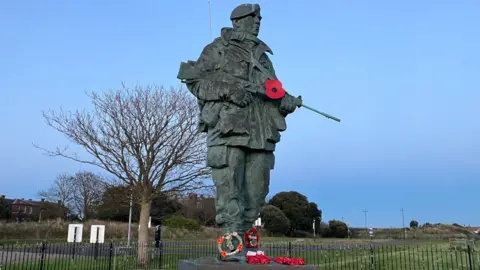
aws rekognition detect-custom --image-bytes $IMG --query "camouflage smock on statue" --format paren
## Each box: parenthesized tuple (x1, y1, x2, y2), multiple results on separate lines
(177, 3, 300, 237)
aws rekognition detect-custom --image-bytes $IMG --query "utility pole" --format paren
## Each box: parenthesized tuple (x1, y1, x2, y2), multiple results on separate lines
(127, 191, 133, 246)
(363, 209, 368, 237)
(401, 208, 406, 239)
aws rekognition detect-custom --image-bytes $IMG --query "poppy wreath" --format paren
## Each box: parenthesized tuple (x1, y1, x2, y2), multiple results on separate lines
(244, 227, 260, 249)
(274, 256, 306, 265)
(246, 254, 306, 265)
(246, 254, 271, 264)
(216, 232, 243, 258)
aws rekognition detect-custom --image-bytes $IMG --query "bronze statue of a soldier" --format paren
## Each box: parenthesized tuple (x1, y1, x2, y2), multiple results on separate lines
(178, 3, 302, 244)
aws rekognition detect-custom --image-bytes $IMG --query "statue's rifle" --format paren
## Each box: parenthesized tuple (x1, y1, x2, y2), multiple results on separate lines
(177, 60, 341, 123)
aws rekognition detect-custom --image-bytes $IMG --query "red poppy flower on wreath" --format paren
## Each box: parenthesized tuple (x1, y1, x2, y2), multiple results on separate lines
(264, 79, 286, 100)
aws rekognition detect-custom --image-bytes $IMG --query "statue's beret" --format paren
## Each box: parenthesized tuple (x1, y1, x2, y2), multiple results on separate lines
(230, 4, 260, 20)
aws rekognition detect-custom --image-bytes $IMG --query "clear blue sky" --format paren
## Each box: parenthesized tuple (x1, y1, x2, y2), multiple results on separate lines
(1, 0, 479, 228)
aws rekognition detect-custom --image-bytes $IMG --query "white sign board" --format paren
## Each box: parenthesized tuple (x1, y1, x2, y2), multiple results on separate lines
(254, 217, 262, 227)
(90, 225, 106, 243)
(67, 224, 83, 243)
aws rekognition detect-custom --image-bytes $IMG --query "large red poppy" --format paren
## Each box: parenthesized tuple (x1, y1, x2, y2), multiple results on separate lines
(264, 79, 286, 99)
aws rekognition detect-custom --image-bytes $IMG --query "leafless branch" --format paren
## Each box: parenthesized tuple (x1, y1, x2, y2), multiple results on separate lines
(35, 84, 210, 202)
(38, 173, 76, 208)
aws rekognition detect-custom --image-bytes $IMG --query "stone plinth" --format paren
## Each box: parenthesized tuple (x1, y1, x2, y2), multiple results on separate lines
(178, 257, 316, 270)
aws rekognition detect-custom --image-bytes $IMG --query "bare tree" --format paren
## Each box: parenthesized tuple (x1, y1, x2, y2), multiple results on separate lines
(39, 171, 105, 220)
(71, 171, 105, 220)
(39, 173, 75, 212)
(35, 84, 210, 260)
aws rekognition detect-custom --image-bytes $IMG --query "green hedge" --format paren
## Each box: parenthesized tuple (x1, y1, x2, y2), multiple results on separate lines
(164, 216, 200, 231)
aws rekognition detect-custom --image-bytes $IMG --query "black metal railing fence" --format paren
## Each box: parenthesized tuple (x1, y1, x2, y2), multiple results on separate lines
(0, 240, 479, 269)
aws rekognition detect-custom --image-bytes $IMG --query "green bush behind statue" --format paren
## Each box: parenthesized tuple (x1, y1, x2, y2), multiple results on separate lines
(164, 216, 201, 231)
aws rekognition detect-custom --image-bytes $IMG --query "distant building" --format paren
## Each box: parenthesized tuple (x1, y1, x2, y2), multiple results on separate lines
(175, 193, 216, 226)
(254, 217, 263, 228)
(1, 195, 43, 222)
(0, 195, 67, 222)
(466, 226, 480, 234)
(177, 193, 206, 208)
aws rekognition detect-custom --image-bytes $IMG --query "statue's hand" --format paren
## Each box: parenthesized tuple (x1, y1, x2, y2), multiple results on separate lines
(279, 94, 302, 114)
(226, 89, 253, 107)
(244, 84, 265, 95)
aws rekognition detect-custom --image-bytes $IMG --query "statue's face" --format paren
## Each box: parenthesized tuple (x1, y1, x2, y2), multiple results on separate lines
(233, 12, 262, 36)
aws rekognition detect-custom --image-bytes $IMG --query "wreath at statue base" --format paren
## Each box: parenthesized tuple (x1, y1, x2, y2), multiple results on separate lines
(217, 232, 243, 259)
(216, 229, 305, 266)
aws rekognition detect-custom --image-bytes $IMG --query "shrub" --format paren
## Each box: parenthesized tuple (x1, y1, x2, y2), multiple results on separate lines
(164, 216, 200, 231)
(268, 191, 321, 233)
(410, 220, 419, 228)
(323, 220, 348, 238)
(349, 228, 360, 238)
(260, 205, 290, 236)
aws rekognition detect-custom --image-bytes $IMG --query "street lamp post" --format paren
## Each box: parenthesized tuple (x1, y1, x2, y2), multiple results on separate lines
(313, 219, 316, 238)
(127, 191, 133, 246)
(363, 209, 368, 237)
(401, 208, 406, 239)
